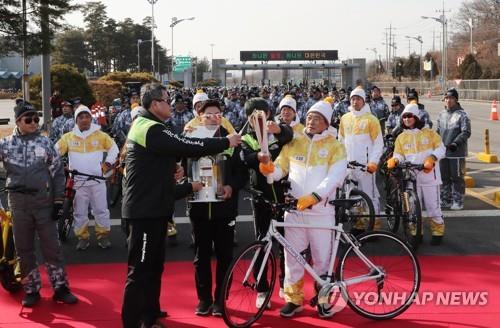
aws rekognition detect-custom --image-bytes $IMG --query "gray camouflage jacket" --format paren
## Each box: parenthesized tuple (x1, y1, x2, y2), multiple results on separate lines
(436, 104, 471, 158)
(0, 128, 65, 209)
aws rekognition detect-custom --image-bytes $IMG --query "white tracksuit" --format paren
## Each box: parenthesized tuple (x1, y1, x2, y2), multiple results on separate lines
(338, 104, 384, 214)
(392, 128, 446, 231)
(56, 123, 119, 240)
(269, 127, 347, 305)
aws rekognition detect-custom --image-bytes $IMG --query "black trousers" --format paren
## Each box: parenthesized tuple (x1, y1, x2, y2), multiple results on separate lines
(122, 218, 168, 328)
(253, 201, 285, 290)
(440, 158, 466, 204)
(190, 215, 234, 305)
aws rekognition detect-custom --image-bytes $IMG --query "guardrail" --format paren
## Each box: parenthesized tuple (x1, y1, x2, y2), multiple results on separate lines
(369, 79, 500, 101)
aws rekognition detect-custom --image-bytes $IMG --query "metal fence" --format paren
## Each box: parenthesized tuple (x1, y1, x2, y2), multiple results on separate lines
(369, 79, 500, 101)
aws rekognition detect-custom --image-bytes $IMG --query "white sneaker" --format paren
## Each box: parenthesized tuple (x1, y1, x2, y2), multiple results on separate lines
(279, 288, 285, 299)
(450, 203, 463, 210)
(256, 292, 271, 309)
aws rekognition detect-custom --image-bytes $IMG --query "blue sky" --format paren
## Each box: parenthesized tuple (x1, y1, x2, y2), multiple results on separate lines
(66, 0, 464, 62)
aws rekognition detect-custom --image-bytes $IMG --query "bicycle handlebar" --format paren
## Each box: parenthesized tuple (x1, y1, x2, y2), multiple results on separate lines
(396, 162, 424, 170)
(67, 169, 107, 181)
(0, 185, 39, 194)
(245, 188, 297, 211)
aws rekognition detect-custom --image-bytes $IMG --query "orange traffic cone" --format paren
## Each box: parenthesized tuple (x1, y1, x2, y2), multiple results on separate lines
(491, 100, 498, 121)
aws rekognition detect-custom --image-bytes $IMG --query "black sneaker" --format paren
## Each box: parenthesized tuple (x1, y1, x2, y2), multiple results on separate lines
(212, 302, 223, 317)
(53, 286, 78, 304)
(279, 302, 303, 318)
(22, 292, 41, 307)
(195, 300, 212, 316)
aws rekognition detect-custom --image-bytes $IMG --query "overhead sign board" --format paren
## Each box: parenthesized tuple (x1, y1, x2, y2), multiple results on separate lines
(174, 56, 192, 72)
(240, 50, 338, 62)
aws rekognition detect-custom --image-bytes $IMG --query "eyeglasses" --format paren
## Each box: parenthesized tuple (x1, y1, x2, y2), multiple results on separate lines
(202, 113, 222, 119)
(402, 114, 414, 119)
(23, 116, 40, 124)
(155, 98, 170, 105)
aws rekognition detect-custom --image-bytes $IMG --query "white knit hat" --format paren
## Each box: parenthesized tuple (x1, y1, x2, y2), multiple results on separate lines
(402, 103, 419, 117)
(279, 95, 297, 112)
(350, 87, 366, 101)
(307, 100, 333, 123)
(74, 106, 91, 119)
(193, 92, 209, 106)
(130, 106, 144, 121)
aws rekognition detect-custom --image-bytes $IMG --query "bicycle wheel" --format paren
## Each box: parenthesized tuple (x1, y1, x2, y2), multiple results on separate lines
(342, 189, 375, 234)
(402, 190, 422, 250)
(222, 241, 276, 328)
(336, 231, 420, 320)
(0, 226, 21, 293)
(384, 194, 401, 233)
(0, 262, 21, 293)
(57, 198, 73, 242)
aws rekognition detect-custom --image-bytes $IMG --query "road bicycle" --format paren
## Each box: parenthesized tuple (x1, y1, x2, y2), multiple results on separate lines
(0, 185, 38, 293)
(337, 161, 375, 234)
(57, 169, 107, 242)
(221, 188, 420, 327)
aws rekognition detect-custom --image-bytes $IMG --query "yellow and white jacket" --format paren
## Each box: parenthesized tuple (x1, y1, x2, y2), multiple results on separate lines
(56, 123, 119, 186)
(338, 104, 384, 165)
(270, 127, 347, 216)
(392, 128, 446, 186)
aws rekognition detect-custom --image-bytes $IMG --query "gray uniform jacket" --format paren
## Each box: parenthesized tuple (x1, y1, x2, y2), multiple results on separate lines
(436, 104, 471, 158)
(0, 128, 65, 209)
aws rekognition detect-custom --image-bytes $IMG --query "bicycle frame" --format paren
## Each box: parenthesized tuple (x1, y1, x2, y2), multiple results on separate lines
(248, 217, 384, 293)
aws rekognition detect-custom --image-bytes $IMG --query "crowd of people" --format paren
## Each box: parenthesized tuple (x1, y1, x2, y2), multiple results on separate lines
(1, 81, 471, 327)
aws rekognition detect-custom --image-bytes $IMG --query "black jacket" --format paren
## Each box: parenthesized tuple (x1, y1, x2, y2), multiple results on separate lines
(241, 123, 293, 202)
(122, 110, 230, 219)
(188, 126, 248, 219)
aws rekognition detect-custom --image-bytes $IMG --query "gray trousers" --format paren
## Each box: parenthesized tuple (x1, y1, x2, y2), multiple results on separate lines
(439, 158, 466, 205)
(11, 206, 69, 293)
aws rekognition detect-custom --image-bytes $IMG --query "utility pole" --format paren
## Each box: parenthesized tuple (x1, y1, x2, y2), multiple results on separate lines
(40, 0, 51, 124)
(432, 29, 436, 52)
(407, 38, 411, 57)
(21, 0, 29, 101)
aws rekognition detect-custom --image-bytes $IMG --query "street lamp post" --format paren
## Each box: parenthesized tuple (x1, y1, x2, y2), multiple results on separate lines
(406, 35, 423, 93)
(422, 14, 447, 94)
(170, 16, 195, 80)
(147, 0, 158, 77)
(467, 18, 473, 54)
(210, 43, 215, 77)
(137, 39, 152, 72)
(365, 48, 378, 73)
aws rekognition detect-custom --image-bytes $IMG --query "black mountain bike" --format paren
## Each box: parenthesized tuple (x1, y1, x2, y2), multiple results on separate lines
(383, 162, 424, 250)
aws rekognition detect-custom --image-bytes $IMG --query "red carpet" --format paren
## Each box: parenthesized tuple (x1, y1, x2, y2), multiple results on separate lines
(0, 255, 499, 327)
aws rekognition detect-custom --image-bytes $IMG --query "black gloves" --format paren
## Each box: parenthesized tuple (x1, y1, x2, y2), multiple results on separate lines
(53, 199, 64, 221)
(446, 143, 458, 152)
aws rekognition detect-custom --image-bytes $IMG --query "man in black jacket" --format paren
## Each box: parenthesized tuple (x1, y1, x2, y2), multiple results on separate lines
(186, 99, 249, 317)
(121, 84, 241, 328)
(436, 88, 471, 212)
(240, 98, 293, 307)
